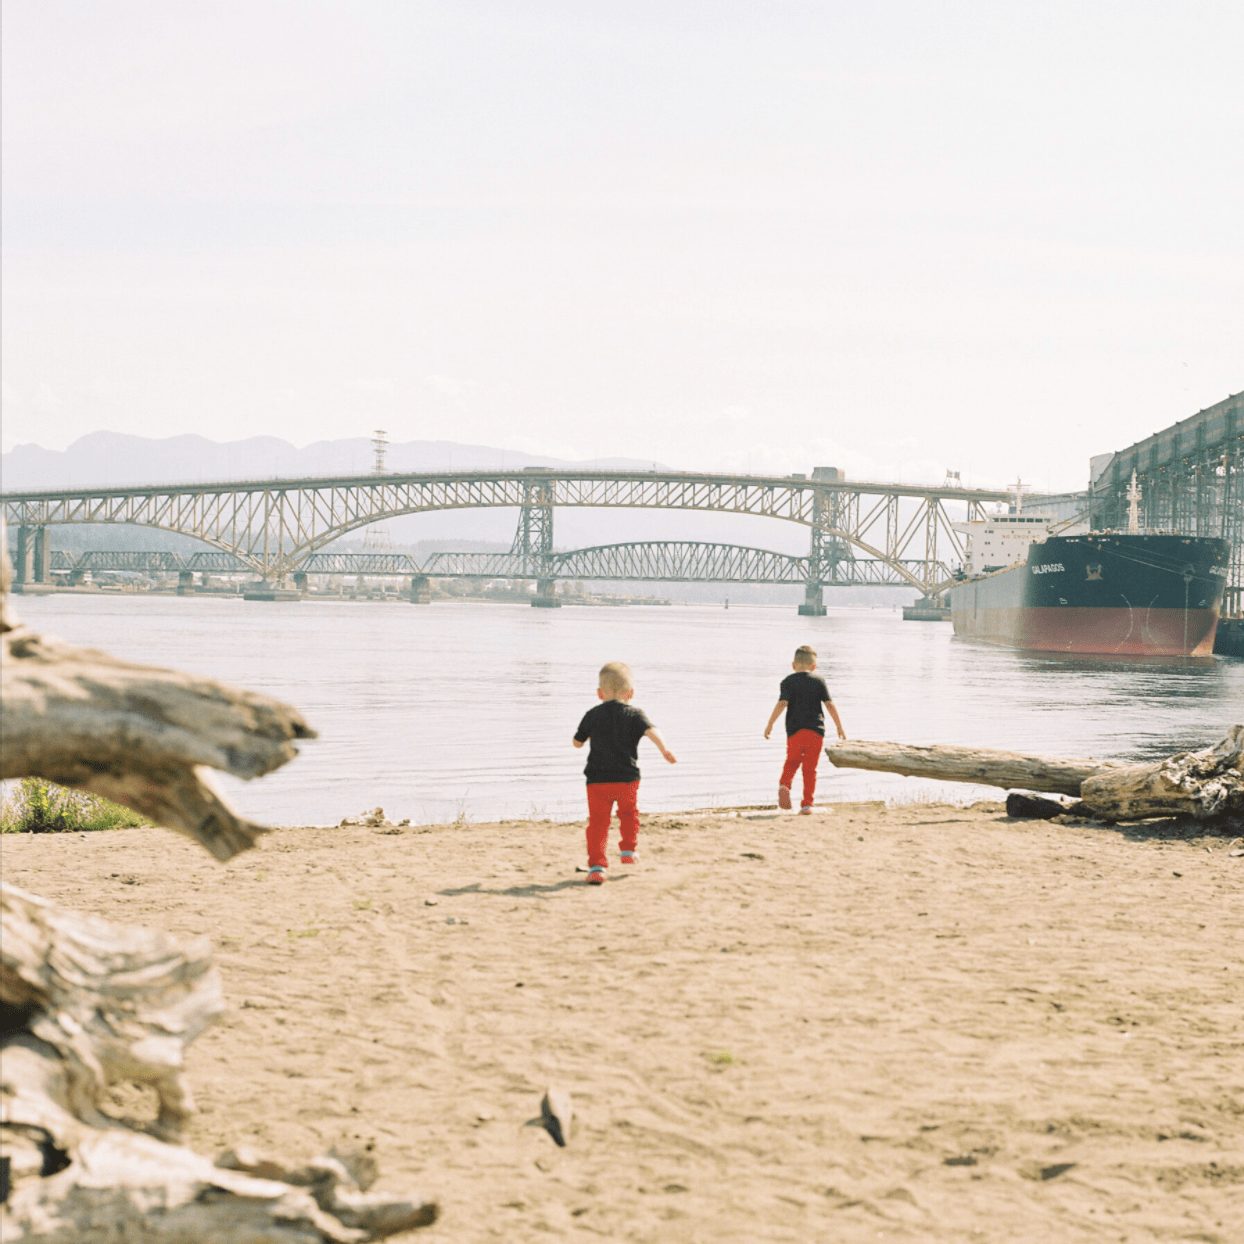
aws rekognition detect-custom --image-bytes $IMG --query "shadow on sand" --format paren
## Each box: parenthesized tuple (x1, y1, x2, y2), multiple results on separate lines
(439, 874, 632, 899)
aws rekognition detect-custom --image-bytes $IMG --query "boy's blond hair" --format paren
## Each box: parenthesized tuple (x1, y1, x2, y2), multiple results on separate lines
(793, 645, 817, 668)
(598, 661, 633, 697)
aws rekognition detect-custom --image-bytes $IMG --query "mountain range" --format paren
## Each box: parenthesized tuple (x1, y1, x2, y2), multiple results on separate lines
(1, 431, 661, 491)
(2, 431, 819, 558)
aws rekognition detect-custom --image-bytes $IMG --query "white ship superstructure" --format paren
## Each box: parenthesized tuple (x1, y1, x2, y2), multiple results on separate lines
(952, 515, 1055, 576)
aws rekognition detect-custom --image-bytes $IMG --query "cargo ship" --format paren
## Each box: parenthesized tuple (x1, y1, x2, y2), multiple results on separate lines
(950, 531, 1229, 655)
(948, 479, 1229, 656)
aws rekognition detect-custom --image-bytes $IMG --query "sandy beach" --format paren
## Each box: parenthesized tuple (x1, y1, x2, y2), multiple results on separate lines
(3, 802, 1241, 1242)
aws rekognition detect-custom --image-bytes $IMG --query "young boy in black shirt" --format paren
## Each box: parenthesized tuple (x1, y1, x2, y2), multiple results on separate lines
(763, 644, 847, 814)
(573, 661, 676, 885)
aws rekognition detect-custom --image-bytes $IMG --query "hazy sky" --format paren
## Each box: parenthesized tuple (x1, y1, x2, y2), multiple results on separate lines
(3, 1, 1241, 489)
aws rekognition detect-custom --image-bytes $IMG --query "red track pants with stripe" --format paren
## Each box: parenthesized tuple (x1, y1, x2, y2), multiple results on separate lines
(585, 781, 640, 870)
(780, 729, 823, 807)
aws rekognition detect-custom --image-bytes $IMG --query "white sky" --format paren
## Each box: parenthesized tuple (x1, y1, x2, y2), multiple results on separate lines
(2, 0, 1241, 490)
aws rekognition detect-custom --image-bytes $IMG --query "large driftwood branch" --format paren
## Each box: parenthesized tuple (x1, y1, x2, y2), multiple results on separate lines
(824, 739, 1114, 798)
(826, 729, 1243, 823)
(0, 624, 315, 861)
(0, 884, 440, 1240)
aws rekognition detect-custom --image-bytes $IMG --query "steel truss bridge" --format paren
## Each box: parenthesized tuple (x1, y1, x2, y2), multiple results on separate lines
(1091, 391, 1244, 615)
(7, 467, 1015, 611)
(47, 540, 930, 589)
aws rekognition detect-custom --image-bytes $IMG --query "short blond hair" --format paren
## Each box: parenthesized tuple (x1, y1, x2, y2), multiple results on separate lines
(793, 645, 817, 668)
(598, 661, 633, 696)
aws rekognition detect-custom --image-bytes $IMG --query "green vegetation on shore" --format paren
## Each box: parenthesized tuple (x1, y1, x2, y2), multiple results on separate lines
(0, 779, 150, 834)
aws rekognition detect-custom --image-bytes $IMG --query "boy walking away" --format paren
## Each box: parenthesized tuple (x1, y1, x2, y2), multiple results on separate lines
(763, 645, 846, 815)
(573, 662, 676, 885)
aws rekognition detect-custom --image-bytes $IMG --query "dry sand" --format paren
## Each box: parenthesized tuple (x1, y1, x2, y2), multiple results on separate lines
(3, 802, 1242, 1242)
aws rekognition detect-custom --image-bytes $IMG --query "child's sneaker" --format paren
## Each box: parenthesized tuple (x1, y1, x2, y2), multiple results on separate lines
(620, 850, 636, 864)
(778, 785, 792, 810)
(585, 866, 606, 885)
(799, 805, 814, 815)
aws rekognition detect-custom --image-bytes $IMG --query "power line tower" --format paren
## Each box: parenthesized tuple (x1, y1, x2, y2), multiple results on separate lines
(372, 429, 388, 474)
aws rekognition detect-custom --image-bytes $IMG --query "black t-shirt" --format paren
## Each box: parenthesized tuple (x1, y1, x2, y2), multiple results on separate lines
(575, 700, 654, 783)
(779, 671, 831, 736)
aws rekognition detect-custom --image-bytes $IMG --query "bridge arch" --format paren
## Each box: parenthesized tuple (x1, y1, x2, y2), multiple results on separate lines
(4, 469, 999, 595)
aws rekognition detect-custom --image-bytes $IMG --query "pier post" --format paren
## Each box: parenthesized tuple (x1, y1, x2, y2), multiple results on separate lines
(512, 475, 561, 608)
(13, 526, 34, 589)
(32, 527, 51, 583)
(176, 570, 196, 595)
(799, 471, 848, 615)
(292, 571, 309, 594)
(797, 582, 826, 616)
(408, 574, 432, 604)
(532, 577, 561, 608)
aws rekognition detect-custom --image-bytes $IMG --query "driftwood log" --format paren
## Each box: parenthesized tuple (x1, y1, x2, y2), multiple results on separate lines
(1079, 725, 1244, 822)
(1, 576, 314, 860)
(0, 541, 439, 1240)
(824, 739, 1114, 798)
(826, 728, 1243, 823)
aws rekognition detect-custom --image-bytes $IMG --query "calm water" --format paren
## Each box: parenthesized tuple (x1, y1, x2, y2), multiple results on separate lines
(15, 593, 1243, 826)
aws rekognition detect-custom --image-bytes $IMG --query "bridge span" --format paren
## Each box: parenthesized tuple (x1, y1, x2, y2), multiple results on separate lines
(46, 539, 924, 592)
(5, 466, 1019, 613)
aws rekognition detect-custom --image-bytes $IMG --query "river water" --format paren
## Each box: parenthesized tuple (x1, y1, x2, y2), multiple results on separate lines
(15, 593, 1243, 827)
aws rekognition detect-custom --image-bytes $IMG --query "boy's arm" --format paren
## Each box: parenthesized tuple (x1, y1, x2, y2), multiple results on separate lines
(826, 700, 847, 740)
(763, 700, 787, 739)
(572, 738, 585, 749)
(644, 727, 677, 764)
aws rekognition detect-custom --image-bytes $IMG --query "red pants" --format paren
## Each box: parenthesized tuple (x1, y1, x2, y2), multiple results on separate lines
(780, 729, 823, 807)
(585, 781, 640, 869)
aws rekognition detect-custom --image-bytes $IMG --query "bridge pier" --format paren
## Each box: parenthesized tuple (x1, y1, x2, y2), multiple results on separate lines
(292, 571, 309, 594)
(176, 570, 196, 595)
(408, 574, 432, 604)
(32, 527, 51, 584)
(12, 526, 35, 589)
(531, 577, 561, 608)
(797, 583, 826, 616)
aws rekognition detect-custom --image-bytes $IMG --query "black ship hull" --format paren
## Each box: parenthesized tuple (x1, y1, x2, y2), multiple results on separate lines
(950, 534, 1229, 656)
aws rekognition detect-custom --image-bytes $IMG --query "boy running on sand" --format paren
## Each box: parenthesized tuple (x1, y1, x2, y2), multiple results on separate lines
(573, 662, 676, 885)
(763, 644, 846, 814)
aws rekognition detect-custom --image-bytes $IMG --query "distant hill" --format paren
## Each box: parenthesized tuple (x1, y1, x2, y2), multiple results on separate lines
(0, 431, 662, 491)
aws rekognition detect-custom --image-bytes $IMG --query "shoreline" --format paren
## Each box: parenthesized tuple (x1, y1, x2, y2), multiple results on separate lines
(4, 802, 1241, 1241)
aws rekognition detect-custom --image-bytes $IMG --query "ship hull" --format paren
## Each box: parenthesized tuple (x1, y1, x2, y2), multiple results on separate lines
(950, 535, 1229, 656)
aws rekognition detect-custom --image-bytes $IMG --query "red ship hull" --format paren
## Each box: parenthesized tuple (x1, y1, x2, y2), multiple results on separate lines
(952, 603, 1221, 656)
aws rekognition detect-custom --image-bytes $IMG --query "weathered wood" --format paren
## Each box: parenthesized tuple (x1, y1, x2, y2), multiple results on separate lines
(0, 624, 314, 861)
(1, 883, 222, 1140)
(0, 885, 439, 1240)
(1080, 726, 1244, 822)
(825, 739, 1115, 797)
(827, 730, 1243, 823)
